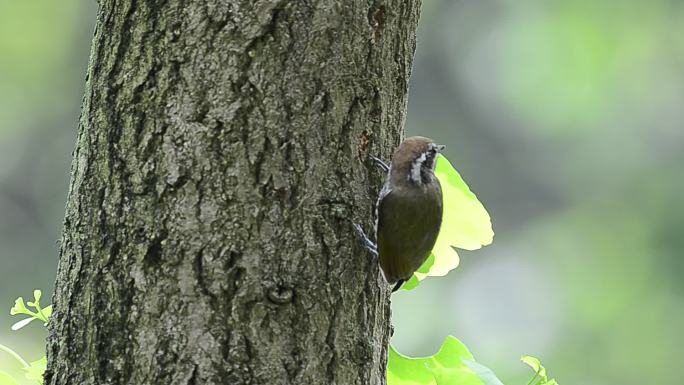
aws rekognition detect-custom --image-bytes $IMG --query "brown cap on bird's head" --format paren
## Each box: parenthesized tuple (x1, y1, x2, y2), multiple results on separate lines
(390, 136, 445, 186)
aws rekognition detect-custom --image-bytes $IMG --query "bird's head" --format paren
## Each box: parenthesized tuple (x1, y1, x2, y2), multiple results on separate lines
(390, 136, 445, 186)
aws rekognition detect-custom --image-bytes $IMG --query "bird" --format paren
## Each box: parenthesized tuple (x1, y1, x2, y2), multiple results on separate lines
(355, 136, 445, 292)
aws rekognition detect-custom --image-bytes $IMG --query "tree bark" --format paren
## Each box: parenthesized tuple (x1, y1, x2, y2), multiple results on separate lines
(46, 1, 420, 384)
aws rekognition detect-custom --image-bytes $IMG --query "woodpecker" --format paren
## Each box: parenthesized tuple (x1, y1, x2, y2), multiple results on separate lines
(356, 136, 445, 292)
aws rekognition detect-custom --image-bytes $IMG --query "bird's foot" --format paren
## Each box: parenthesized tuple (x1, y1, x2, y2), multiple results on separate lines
(369, 155, 390, 173)
(352, 223, 378, 259)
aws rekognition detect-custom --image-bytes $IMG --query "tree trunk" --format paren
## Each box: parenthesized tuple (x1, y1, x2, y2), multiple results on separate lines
(46, 1, 421, 384)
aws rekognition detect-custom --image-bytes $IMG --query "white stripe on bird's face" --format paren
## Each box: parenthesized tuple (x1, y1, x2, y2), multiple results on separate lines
(408, 152, 428, 184)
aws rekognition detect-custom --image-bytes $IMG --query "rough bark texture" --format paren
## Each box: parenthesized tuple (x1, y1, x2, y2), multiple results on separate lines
(46, 1, 421, 384)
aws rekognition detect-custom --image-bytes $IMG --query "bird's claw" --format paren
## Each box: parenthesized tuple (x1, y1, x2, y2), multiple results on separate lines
(369, 156, 390, 173)
(352, 223, 378, 259)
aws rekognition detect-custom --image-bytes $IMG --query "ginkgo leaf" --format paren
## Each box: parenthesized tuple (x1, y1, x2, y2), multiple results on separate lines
(10, 317, 35, 331)
(24, 357, 47, 385)
(521, 356, 560, 385)
(429, 367, 483, 385)
(41, 305, 53, 322)
(403, 154, 494, 290)
(9, 291, 52, 327)
(401, 275, 420, 291)
(435, 155, 494, 250)
(9, 298, 27, 316)
(462, 360, 506, 385)
(388, 336, 505, 385)
(388, 336, 475, 385)
(521, 356, 547, 380)
(0, 371, 21, 385)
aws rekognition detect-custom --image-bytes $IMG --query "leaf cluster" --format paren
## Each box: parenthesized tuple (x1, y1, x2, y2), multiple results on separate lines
(1, 290, 50, 385)
(389, 155, 560, 385)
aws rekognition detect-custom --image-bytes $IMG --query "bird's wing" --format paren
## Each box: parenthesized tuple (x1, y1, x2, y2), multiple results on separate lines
(376, 189, 420, 283)
(376, 185, 443, 284)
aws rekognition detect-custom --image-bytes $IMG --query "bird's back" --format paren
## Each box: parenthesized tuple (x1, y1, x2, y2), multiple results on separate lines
(377, 182, 443, 284)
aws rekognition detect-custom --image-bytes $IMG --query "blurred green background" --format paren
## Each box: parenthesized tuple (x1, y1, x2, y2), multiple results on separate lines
(1, 1, 682, 384)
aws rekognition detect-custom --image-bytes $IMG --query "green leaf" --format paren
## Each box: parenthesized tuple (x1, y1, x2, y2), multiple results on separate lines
(400, 255, 435, 290)
(462, 360, 505, 385)
(429, 367, 483, 385)
(0, 371, 21, 385)
(24, 357, 47, 385)
(388, 336, 507, 385)
(32, 291, 42, 305)
(404, 154, 494, 290)
(401, 275, 420, 291)
(521, 355, 560, 385)
(9, 298, 27, 316)
(416, 254, 435, 275)
(435, 154, 494, 249)
(10, 317, 35, 331)
(521, 356, 548, 381)
(412, 254, 435, 281)
(387, 336, 477, 385)
(8, 291, 52, 328)
(41, 305, 53, 323)
(26, 291, 42, 308)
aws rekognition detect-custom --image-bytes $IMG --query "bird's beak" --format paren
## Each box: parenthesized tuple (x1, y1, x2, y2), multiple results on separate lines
(436, 144, 446, 152)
